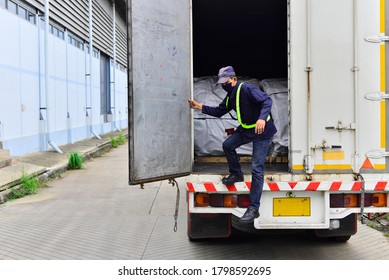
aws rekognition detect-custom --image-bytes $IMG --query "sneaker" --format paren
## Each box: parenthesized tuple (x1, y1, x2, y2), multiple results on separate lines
(239, 207, 260, 224)
(221, 173, 244, 185)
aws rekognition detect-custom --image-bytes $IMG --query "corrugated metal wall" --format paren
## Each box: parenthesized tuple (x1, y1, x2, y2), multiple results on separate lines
(92, 0, 113, 56)
(24, 0, 127, 66)
(115, 22, 127, 64)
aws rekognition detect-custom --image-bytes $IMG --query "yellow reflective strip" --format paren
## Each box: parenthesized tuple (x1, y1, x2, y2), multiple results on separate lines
(322, 150, 345, 161)
(381, 0, 385, 33)
(236, 83, 270, 129)
(314, 164, 352, 170)
(374, 164, 387, 170)
(236, 83, 244, 125)
(380, 44, 386, 148)
(293, 164, 353, 171)
(292, 165, 304, 171)
(381, 101, 386, 148)
(381, 45, 386, 92)
(381, 0, 386, 148)
(236, 83, 256, 129)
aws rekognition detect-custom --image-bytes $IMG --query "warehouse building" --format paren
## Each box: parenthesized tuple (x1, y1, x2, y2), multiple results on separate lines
(0, 0, 128, 156)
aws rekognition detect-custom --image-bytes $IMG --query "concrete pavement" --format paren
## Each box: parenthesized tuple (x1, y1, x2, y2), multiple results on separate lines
(0, 129, 128, 203)
(0, 137, 189, 260)
(1, 130, 389, 260)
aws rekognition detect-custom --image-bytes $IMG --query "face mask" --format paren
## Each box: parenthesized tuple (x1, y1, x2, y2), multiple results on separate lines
(222, 83, 233, 93)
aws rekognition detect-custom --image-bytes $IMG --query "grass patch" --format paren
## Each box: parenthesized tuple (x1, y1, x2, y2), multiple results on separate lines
(7, 173, 41, 201)
(68, 152, 85, 169)
(111, 137, 119, 148)
(117, 133, 126, 145)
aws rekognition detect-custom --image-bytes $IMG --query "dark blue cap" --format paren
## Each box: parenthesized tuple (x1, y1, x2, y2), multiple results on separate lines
(216, 66, 236, 84)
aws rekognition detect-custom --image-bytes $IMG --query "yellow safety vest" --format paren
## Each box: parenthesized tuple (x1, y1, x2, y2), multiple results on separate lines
(226, 82, 270, 129)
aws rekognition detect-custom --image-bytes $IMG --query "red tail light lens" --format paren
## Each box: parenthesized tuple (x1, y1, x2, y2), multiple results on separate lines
(330, 194, 344, 207)
(358, 193, 372, 207)
(209, 194, 224, 207)
(238, 194, 250, 208)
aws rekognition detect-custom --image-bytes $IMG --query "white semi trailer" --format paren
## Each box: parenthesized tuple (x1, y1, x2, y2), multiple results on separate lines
(127, 0, 389, 241)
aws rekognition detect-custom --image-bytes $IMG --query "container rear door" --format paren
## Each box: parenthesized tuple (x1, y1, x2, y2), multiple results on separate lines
(289, 0, 388, 174)
(128, 0, 192, 184)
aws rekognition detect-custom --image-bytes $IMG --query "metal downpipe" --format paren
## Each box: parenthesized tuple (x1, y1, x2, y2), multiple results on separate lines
(44, 0, 62, 153)
(112, 1, 122, 132)
(88, 0, 101, 140)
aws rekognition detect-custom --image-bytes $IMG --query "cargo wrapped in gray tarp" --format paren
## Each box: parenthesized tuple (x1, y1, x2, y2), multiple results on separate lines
(193, 76, 255, 156)
(259, 78, 288, 157)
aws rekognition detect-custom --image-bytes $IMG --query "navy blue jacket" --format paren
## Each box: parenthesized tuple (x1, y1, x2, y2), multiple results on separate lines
(202, 81, 277, 140)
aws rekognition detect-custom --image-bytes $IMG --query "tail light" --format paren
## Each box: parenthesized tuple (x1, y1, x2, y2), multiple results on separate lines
(209, 194, 224, 207)
(330, 193, 387, 208)
(195, 193, 247, 208)
(238, 194, 250, 208)
(372, 193, 387, 207)
(224, 194, 238, 207)
(330, 194, 344, 207)
(358, 193, 372, 207)
(344, 194, 358, 207)
(195, 193, 209, 207)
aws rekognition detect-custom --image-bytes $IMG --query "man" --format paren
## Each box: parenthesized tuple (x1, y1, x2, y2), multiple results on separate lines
(188, 66, 277, 224)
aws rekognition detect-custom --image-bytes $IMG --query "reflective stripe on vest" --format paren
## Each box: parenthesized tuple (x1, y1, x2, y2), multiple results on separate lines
(225, 82, 270, 129)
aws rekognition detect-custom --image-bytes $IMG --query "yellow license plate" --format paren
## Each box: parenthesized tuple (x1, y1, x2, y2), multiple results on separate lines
(273, 197, 311, 217)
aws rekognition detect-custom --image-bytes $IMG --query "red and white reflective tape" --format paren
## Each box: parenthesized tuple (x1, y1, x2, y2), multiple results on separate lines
(187, 181, 389, 193)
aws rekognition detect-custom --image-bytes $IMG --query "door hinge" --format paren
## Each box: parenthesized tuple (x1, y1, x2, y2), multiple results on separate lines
(364, 35, 389, 43)
(364, 92, 389, 101)
(365, 150, 389, 159)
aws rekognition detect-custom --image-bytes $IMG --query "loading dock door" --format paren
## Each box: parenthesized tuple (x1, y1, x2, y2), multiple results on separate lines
(127, 0, 192, 185)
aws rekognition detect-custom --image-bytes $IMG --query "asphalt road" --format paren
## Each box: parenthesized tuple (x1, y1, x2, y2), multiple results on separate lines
(0, 143, 389, 260)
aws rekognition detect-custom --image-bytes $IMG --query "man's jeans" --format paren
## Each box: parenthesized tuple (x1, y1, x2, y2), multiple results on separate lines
(223, 129, 271, 210)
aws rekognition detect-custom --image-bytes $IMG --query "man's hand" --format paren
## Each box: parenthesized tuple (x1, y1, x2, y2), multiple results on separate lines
(188, 99, 202, 110)
(255, 119, 266, 134)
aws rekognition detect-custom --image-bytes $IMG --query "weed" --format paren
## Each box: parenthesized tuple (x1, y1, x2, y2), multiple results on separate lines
(365, 220, 377, 228)
(7, 173, 41, 201)
(68, 152, 85, 169)
(20, 173, 41, 195)
(111, 137, 118, 148)
(117, 133, 126, 145)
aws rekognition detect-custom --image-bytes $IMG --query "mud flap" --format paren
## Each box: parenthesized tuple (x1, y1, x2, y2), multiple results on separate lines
(188, 213, 231, 240)
(313, 213, 357, 239)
